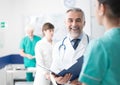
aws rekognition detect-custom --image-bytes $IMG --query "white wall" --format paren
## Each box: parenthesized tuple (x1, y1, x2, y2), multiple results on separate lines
(0, 0, 95, 85)
(0, 0, 67, 57)
(0, 0, 25, 56)
(75, 0, 91, 36)
(90, 0, 105, 38)
(0, 0, 92, 57)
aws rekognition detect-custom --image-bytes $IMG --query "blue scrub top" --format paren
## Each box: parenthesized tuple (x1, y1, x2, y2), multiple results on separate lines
(20, 35, 41, 67)
(79, 28, 120, 85)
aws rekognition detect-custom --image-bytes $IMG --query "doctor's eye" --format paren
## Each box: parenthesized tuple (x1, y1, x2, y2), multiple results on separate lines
(75, 18, 82, 22)
(67, 18, 73, 23)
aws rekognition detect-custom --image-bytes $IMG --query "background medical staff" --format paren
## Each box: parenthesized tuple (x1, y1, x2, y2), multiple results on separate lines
(19, 24, 41, 81)
(78, 0, 120, 85)
(33, 22, 54, 85)
(50, 8, 90, 85)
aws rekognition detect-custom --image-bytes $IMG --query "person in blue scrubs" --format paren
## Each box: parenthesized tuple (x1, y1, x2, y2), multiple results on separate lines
(74, 0, 120, 85)
(19, 24, 41, 81)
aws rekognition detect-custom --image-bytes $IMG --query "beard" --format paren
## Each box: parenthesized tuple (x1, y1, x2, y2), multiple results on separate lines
(69, 27, 82, 39)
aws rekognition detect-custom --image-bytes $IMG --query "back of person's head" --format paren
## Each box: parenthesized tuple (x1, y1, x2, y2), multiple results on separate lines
(98, 0, 120, 19)
(42, 22, 54, 36)
(66, 8, 85, 21)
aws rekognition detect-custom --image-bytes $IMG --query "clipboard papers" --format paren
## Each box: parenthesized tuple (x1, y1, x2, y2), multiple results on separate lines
(57, 56, 83, 81)
(37, 64, 52, 72)
(37, 56, 83, 81)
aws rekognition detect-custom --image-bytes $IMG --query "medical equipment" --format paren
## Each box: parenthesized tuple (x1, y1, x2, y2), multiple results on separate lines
(58, 37, 67, 60)
(58, 34, 89, 56)
(37, 64, 59, 77)
(58, 37, 67, 51)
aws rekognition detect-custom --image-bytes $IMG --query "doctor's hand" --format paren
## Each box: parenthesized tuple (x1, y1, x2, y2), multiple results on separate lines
(26, 54, 35, 59)
(52, 73, 72, 84)
(45, 72, 51, 80)
(70, 79, 82, 85)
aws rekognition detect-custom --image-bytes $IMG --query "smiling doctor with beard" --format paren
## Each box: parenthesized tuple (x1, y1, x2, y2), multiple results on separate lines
(50, 8, 90, 85)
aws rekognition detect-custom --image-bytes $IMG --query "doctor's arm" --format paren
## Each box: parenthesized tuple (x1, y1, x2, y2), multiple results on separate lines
(19, 39, 34, 59)
(19, 49, 34, 59)
(35, 44, 44, 66)
(35, 44, 51, 79)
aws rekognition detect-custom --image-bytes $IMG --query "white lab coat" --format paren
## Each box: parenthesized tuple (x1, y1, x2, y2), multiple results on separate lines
(33, 37, 54, 85)
(50, 33, 89, 85)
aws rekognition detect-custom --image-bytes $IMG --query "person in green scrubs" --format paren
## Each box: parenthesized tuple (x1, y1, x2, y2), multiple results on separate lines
(75, 0, 120, 85)
(19, 24, 41, 81)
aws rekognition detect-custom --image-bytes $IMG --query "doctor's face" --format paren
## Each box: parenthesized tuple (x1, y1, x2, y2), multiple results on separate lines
(44, 29, 54, 41)
(27, 29, 34, 38)
(65, 11, 85, 39)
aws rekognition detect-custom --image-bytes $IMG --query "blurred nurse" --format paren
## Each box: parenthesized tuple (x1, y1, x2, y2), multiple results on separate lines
(77, 0, 120, 85)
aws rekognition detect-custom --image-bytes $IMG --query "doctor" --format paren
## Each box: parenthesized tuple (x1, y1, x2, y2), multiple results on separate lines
(33, 22, 55, 85)
(19, 24, 41, 81)
(50, 8, 90, 85)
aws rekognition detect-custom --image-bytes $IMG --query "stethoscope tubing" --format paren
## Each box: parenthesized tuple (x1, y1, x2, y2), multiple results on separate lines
(59, 34, 89, 52)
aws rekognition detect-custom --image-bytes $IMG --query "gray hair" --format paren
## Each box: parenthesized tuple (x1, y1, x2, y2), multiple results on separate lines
(25, 24, 35, 35)
(66, 8, 85, 21)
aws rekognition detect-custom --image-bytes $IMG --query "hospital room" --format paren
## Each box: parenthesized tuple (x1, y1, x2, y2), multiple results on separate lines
(1, 0, 120, 85)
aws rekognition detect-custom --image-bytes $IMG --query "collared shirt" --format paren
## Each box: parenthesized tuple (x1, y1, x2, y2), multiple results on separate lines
(69, 32, 83, 46)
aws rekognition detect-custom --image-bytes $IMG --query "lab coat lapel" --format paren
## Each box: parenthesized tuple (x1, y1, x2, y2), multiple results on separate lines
(74, 34, 88, 60)
(62, 37, 75, 68)
(62, 34, 88, 68)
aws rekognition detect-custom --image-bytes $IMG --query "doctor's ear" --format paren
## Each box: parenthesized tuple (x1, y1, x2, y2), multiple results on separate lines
(84, 21, 86, 26)
(98, 3, 105, 16)
(82, 21, 86, 27)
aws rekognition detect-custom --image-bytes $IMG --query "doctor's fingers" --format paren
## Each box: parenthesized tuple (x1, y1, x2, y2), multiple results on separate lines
(55, 73, 72, 84)
(70, 79, 82, 85)
(27, 54, 34, 59)
(63, 73, 72, 81)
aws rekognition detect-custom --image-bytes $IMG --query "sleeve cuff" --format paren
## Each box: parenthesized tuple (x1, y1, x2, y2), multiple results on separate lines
(79, 73, 101, 85)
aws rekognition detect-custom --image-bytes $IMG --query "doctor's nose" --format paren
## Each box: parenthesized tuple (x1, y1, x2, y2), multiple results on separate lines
(71, 21, 78, 27)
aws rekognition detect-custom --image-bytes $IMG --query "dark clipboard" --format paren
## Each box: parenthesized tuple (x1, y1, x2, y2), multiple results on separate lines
(57, 56, 83, 81)
(37, 56, 83, 81)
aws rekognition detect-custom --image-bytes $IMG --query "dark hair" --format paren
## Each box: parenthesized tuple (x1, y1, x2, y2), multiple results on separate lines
(66, 8, 85, 21)
(42, 22, 54, 36)
(98, 0, 120, 18)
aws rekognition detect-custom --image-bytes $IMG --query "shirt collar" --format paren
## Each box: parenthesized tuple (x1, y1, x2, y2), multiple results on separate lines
(68, 32, 83, 41)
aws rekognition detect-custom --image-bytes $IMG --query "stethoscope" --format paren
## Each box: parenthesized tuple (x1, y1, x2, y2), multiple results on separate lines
(58, 34, 89, 60)
(58, 36, 67, 52)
